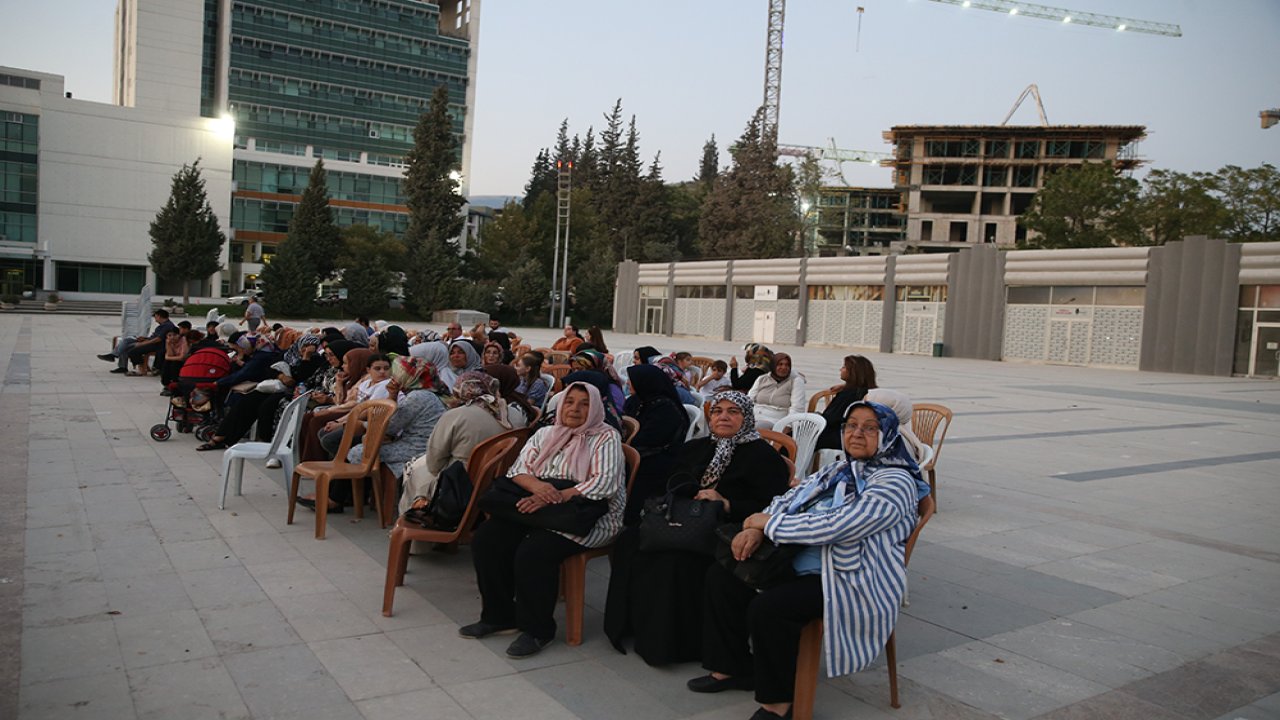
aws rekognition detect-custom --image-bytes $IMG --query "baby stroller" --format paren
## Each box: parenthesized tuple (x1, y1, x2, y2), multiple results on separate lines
(150, 346, 233, 441)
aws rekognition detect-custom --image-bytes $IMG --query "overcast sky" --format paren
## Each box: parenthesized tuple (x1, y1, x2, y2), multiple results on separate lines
(2, 0, 1277, 196)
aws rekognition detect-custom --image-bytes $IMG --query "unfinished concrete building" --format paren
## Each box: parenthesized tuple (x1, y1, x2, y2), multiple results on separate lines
(813, 186, 906, 256)
(884, 125, 1146, 251)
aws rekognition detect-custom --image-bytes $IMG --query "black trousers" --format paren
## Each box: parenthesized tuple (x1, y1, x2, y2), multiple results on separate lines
(160, 359, 184, 387)
(702, 562, 824, 704)
(472, 516, 586, 641)
(215, 391, 270, 444)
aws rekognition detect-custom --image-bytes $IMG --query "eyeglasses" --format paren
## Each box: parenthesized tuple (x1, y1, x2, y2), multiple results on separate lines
(840, 423, 880, 436)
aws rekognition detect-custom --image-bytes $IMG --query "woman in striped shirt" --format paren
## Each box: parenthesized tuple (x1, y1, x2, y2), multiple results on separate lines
(689, 400, 930, 720)
(461, 381, 626, 659)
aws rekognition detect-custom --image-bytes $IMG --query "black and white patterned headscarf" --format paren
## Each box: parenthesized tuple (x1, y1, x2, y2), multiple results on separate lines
(700, 390, 761, 488)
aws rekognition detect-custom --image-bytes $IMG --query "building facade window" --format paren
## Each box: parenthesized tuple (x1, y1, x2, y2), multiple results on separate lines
(808, 285, 883, 301)
(896, 285, 947, 302)
(55, 262, 146, 294)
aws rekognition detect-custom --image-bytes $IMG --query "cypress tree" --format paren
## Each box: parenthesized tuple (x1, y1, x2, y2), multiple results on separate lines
(148, 159, 225, 305)
(289, 159, 342, 282)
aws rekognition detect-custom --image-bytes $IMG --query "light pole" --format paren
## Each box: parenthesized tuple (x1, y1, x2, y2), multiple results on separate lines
(548, 161, 573, 327)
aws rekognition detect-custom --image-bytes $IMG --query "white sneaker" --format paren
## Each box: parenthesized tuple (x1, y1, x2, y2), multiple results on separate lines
(265, 459, 282, 469)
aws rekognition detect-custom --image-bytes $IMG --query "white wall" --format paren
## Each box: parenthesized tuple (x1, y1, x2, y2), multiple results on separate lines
(115, 0, 205, 113)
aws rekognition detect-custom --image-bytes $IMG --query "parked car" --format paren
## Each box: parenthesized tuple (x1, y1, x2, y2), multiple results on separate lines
(226, 291, 264, 305)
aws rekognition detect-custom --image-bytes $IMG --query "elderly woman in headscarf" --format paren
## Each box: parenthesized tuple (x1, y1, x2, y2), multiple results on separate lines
(617, 364, 689, 523)
(555, 369, 624, 430)
(730, 343, 774, 392)
(330, 356, 449, 514)
(688, 400, 928, 720)
(342, 322, 370, 347)
(484, 363, 536, 428)
(461, 381, 625, 659)
(605, 390, 791, 667)
(399, 370, 511, 514)
(571, 349, 626, 411)
(747, 352, 806, 430)
(439, 338, 483, 391)
(864, 388, 927, 463)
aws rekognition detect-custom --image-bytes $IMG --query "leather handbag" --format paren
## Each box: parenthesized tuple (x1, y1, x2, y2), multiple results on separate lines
(638, 473, 723, 556)
(713, 523, 801, 590)
(478, 476, 609, 536)
(405, 460, 471, 532)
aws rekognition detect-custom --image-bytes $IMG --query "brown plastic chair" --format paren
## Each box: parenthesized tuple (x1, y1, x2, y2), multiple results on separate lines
(560, 444, 640, 646)
(543, 363, 573, 392)
(792, 494, 936, 719)
(911, 403, 953, 505)
(546, 350, 571, 365)
(381, 427, 531, 616)
(620, 416, 640, 445)
(689, 355, 717, 373)
(807, 388, 838, 414)
(511, 344, 531, 361)
(287, 399, 397, 540)
(759, 428, 798, 461)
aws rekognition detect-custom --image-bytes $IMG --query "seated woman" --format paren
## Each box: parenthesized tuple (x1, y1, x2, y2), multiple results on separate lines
(196, 334, 284, 450)
(729, 343, 773, 392)
(400, 370, 512, 514)
(550, 323, 584, 354)
(333, 356, 447, 514)
(557, 370, 624, 430)
(461, 382, 625, 658)
(317, 353, 394, 458)
(747, 352, 805, 430)
(864, 388, 928, 463)
(439, 339, 482, 391)
(605, 391, 790, 666)
(615, 364, 689, 521)
(815, 354, 879, 451)
(652, 355, 699, 405)
(197, 334, 326, 450)
(377, 325, 411, 356)
(688, 401, 929, 720)
(515, 351, 549, 409)
(297, 348, 374, 462)
(484, 364, 536, 428)
(571, 349, 626, 412)
(481, 340, 506, 367)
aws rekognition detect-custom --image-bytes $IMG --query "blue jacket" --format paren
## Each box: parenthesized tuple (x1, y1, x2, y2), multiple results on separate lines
(217, 350, 282, 389)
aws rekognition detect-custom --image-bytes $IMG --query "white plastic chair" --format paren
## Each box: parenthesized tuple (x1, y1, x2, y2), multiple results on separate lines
(684, 404, 708, 441)
(775, 412, 827, 478)
(540, 373, 556, 411)
(219, 393, 310, 509)
(544, 390, 564, 416)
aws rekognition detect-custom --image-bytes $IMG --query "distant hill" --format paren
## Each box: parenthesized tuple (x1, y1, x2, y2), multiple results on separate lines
(468, 195, 520, 208)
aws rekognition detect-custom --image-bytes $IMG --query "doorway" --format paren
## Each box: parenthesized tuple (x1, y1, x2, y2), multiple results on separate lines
(753, 310, 776, 344)
(1250, 323, 1280, 377)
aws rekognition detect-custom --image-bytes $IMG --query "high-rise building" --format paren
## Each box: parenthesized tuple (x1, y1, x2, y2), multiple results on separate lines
(115, 0, 481, 295)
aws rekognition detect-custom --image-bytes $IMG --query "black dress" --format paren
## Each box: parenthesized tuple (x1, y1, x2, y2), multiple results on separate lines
(604, 437, 791, 666)
(729, 366, 765, 392)
(623, 396, 690, 524)
(814, 387, 869, 451)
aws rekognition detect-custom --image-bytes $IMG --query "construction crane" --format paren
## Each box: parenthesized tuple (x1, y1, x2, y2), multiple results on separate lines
(924, 0, 1182, 37)
(1263, 109, 1280, 130)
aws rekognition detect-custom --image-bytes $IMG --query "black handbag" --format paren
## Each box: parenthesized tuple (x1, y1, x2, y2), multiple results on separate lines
(478, 475, 609, 537)
(403, 460, 473, 531)
(713, 523, 801, 590)
(638, 473, 723, 556)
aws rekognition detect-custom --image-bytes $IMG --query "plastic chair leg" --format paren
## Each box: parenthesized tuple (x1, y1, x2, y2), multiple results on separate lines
(793, 619, 823, 720)
(383, 525, 409, 617)
(351, 475, 365, 521)
(287, 472, 300, 525)
(218, 456, 235, 511)
(928, 469, 937, 509)
(886, 631, 900, 709)
(233, 456, 246, 499)
(314, 475, 330, 540)
(562, 555, 588, 646)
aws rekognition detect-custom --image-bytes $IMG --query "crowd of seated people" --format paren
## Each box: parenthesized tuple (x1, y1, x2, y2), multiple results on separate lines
(101, 309, 939, 719)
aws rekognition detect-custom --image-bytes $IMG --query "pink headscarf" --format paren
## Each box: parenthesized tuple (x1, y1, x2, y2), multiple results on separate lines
(529, 381, 614, 481)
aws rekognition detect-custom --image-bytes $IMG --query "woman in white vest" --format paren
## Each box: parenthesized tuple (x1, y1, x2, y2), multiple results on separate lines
(746, 352, 806, 430)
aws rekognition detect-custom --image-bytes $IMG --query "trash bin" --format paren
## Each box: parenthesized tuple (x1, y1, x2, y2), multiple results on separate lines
(932, 342, 944, 358)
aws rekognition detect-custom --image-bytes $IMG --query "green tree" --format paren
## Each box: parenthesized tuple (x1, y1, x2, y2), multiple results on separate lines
(794, 154, 823, 254)
(288, 160, 342, 281)
(1217, 163, 1280, 242)
(147, 159, 225, 305)
(402, 84, 466, 317)
(697, 107, 799, 258)
(1136, 169, 1228, 246)
(500, 258, 550, 324)
(697, 134, 720, 185)
(336, 225, 405, 317)
(1017, 162, 1142, 248)
(259, 241, 317, 317)
(523, 148, 556, 207)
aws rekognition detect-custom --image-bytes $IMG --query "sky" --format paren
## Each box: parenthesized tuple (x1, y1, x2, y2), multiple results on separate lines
(1, 0, 1277, 197)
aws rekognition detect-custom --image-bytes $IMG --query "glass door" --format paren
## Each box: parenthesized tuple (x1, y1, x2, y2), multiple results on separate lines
(1250, 324, 1280, 378)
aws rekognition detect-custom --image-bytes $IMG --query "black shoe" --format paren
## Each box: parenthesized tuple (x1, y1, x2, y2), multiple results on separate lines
(687, 674, 755, 693)
(159, 389, 173, 397)
(98, 353, 117, 362)
(295, 497, 343, 514)
(458, 621, 518, 639)
(749, 708, 792, 720)
(109, 367, 127, 374)
(505, 632, 552, 658)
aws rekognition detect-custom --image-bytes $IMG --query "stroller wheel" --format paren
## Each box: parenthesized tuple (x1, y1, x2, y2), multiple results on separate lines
(194, 425, 215, 442)
(150, 424, 172, 442)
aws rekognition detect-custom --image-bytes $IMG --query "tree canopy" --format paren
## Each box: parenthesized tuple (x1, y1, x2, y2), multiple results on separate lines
(147, 159, 225, 304)
(402, 84, 466, 317)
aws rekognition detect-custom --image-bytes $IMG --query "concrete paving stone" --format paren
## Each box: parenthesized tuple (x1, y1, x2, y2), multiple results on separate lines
(1139, 585, 1280, 639)
(113, 607, 218, 669)
(20, 619, 126, 684)
(309, 633, 435, 701)
(983, 618, 1185, 688)
(22, 578, 112, 628)
(1154, 565, 1280, 621)
(126, 656, 250, 720)
(1085, 538, 1262, 583)
(104, 571, 194, 616)
(1029, 689, 1195, 720)
(139, 496, 205, 521)
(25, 499, 89, 530)
(892, 613, 981, 661)
(1030, 554, 1187, 597)
(222, 643, 351, 718)
(18, 670, 138, 720)
(149, 515, 220, 544)
(1123, 649, 1280, 719)
(832, 673, 1004, 720)
(1067, 600, 1249, 660)
(23, 548, 98, 585)
(388, 622, 516, 686)
(197, 599, 303, 655)
(899, 576, 1055, 640)
(446, 674, 580, 720)
(1209, 691, 1280, 720)
(900, 640, 1110, 720)
(80, 483, 142, 507)
(521, 658, 681, 720)
(95, 542, 174, 580)
(223, 530, 309, 566)
(942, 565, 1126, 617)
(246, 558, 342, 601)
(178, 565, 270, 610)
(356, 687, 472, 720)
(278, 590, 383, 643)
(265, 700, 367, 720)
(25, 523, 95, 558)
(75, 468, 130, 487)
(161, 538, 240, 573)
(89, 520, 160, 549)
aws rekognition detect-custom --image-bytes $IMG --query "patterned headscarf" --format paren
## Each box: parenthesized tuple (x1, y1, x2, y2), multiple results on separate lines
(529, 382, 615, 482)
(700, 390, 761, 488)
(274, 327, 302, 353)
(793, 394, 926, 502)
(652, 355, 689, 389)
(454, 370, 511, 429)
(283, 334, 322, 367)
(411, 330, 441, 345)
(484, 363, 536, 423)
(744, 343, 775, 372)
(390, 354, 435, 392)
(342, 322, 370, 346)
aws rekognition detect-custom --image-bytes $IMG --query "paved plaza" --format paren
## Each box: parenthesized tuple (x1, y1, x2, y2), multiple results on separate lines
(2, 312, 1278, 720)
